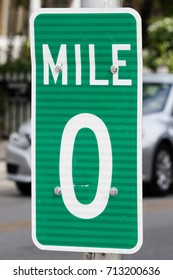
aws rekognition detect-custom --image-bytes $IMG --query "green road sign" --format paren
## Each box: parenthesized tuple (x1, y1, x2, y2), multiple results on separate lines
(30, 8, 142, 254)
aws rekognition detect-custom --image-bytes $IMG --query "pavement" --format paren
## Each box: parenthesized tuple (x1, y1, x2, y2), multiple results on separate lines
(0, 140, 15, 189)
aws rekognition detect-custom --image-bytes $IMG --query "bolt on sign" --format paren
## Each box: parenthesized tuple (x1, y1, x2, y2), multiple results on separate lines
(30, 8, 143, 254)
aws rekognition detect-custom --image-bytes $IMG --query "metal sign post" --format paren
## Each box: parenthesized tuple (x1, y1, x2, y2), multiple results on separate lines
(81, 0, 122, 8)
(30, 6, 143, 256)
(82, 0, 122, 261)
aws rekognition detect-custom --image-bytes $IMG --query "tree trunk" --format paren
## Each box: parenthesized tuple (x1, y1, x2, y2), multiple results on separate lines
(140, 0, 154, 46)
(123, 0, 154, 46)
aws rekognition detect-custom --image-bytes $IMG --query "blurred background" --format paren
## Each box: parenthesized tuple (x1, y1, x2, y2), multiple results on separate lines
(0, 0, 173, 260)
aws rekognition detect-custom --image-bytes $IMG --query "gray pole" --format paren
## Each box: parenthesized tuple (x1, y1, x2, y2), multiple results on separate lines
(80, 0, 123, 261)
(29, 0, 41, 17)
(81, 0, 122, 8)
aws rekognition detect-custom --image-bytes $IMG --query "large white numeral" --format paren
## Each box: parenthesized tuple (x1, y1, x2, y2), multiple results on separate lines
(59, 113, 112, 219)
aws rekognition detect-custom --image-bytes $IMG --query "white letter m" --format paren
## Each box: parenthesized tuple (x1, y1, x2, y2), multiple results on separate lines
(43, 44, 67, 85)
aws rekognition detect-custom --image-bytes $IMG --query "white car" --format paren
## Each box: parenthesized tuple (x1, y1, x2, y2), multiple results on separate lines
(6, 74, 173, 196)
(143, 73, 173, 195)
(6, 120, 31, 195)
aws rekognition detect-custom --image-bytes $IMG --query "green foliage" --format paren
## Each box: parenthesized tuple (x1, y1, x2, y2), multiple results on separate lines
(143, 17, 173, 72)
(0, 38, 31, 73)
(158, 0, 173, 16)
(0, 58, 31, 73)
(0, 87, 7, 119)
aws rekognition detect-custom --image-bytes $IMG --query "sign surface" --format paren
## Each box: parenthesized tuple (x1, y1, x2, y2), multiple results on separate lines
(31, 8, 142, 254)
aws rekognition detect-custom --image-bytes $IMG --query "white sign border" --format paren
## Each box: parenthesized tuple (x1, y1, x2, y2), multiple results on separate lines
(30, 8, 143, 254)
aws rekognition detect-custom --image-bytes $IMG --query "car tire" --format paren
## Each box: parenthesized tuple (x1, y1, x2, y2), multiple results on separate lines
(153, 143, 173, 195)
(16, 182, 31, 196)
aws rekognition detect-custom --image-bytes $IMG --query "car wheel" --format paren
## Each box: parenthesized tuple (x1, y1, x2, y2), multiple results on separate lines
(153, 144, 173, 195)
(16, 182, 31, 196)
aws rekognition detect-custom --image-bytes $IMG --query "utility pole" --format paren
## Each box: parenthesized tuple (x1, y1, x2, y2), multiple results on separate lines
(80, 0, 123, 261)
(29, 0, 41, 17)
(81, 0, 122, 8)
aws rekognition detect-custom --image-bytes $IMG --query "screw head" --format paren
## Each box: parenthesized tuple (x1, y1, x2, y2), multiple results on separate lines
(110, 187, 118, 196)
(55, 64, 62, 73)
(110, 65, 118, 74)
(54, 187, 61, 195)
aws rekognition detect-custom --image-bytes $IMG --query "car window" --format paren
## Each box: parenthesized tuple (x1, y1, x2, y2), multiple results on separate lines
(143, 83, 171, 115)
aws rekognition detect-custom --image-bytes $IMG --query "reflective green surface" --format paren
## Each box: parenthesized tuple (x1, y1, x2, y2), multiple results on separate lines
(32, 10, 141, 252)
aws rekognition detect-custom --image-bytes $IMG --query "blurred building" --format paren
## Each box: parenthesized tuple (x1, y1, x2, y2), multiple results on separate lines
(0, 0, 76, 137)
(0, 0, 28, 64)
(0, 0, 37, 137)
